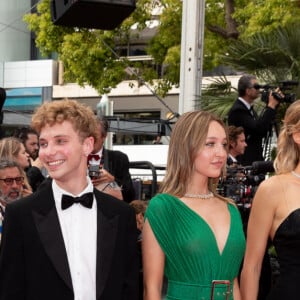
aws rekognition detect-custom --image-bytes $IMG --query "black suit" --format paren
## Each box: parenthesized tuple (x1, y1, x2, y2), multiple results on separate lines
(0, 184, 139, 300)
(103, 149, 135, 203)
(228, 99, 276, 165)
(227, 156, 239, 166)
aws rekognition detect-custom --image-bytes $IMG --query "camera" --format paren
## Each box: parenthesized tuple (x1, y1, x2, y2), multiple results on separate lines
(256, 81, 298, 104)
(218, 161, 274, 203)
(218, 161, 274, 228)
(88, 164, 100, 179)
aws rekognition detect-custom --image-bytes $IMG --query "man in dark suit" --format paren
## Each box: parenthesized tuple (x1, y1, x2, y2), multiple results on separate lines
(227, 125, 247, 166)
(89, 118, 135, 203)
(228, 74, 280, 166)
(0, 99, 139, 300)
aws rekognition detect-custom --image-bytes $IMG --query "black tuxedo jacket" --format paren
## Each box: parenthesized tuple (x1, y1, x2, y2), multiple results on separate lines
(103, 149, 135, 203)
(227, 156, 237, 166)
(0, 184, 139, 300)
(228, 99, 276, 166)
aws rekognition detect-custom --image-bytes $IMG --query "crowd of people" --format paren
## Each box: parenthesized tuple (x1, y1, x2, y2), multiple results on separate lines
(0, 73, 299, 300)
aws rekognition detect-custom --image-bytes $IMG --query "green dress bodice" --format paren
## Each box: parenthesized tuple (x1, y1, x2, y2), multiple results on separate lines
(145, 193, 245, 300)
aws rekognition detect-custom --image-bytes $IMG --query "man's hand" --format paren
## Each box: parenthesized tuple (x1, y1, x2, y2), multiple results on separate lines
(31, 157, 44, 169)
(91, 168, 123, 200)
(91, 168, 115, 186)
(267, 89, 281, 109)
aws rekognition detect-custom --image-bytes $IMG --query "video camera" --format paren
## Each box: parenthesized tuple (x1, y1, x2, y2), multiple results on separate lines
(218, 160, 274, 202)
(255, 81, 298, 104)
(224, 161, 273, 191)
(218, 161, 274, 228)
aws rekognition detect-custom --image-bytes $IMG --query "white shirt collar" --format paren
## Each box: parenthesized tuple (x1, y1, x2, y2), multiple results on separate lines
(228, 153, 238, 163)
(238, 97, 252, 110)
(89, 148, 103, 166)
(52, 176, 97, 300)
(52, 177, 94, 209)
(93, 147, 103, 157)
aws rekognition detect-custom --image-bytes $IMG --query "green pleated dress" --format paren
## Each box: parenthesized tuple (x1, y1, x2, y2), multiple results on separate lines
(145, 193, 245, 300)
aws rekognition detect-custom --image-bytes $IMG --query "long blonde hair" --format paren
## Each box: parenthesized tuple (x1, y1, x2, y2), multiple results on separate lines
(159, 110, 229, 201)
(0, 137, 32, 191)
(274, 100, 300, 174)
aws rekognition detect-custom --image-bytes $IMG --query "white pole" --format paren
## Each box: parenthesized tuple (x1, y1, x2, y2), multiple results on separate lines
(97, 94, 113, 149)
(178, 0, 205, 114)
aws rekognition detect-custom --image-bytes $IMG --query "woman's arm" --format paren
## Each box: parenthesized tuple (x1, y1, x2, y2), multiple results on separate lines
(142, 219, 165, 300)
(240, 179, 277, 300)
(233, 277, 241, 300)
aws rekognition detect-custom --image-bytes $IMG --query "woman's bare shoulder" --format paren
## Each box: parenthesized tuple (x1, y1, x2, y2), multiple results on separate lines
(258, 174, 287, 191)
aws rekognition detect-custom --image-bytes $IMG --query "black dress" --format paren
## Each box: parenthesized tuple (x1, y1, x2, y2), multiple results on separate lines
(267, 208, 300, 299)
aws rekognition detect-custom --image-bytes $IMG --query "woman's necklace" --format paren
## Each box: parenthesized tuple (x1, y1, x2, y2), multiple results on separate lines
(291, 170, 300, 179)
(184, 191, 214, 199)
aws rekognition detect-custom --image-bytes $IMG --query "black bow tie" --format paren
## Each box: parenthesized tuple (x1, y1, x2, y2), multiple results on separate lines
(61, 193, 94, 210)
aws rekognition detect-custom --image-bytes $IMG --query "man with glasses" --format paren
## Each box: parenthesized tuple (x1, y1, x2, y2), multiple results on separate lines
(228, 74, 280, 166)
(0, 160, 24, 240)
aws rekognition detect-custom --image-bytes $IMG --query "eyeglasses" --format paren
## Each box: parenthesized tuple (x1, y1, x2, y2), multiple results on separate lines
(0, 177, 24, 185)
(249, 83, 261, 90)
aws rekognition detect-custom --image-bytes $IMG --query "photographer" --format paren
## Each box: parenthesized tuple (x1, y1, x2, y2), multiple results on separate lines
(228, 74, 280, 165)
(88, 117, 135, 203)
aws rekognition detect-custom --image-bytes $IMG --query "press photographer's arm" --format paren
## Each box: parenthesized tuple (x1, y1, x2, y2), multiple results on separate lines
(266, 89, 281, 109)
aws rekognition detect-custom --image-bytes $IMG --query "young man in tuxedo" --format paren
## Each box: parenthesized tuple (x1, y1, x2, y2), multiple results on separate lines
(228, 74, 280, 166)
(0, 99, 139, 300)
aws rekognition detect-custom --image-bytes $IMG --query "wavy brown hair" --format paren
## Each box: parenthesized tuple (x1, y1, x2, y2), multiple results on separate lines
(274, 100, 300, 174)
(159, 110, 230, 202)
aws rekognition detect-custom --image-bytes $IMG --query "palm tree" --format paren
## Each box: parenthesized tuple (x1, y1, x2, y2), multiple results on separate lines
(201, 21, 300, 123)
(223, 21, 300, 82)
(199, 21, 300, 160)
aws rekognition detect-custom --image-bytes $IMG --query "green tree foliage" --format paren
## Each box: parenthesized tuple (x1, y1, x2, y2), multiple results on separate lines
(24, 0, 300, 95)
(24, 0, 155, 93)
(234, 0, 300, 38)
(219, 21, 300, 126)
(222, 22, 300, 82)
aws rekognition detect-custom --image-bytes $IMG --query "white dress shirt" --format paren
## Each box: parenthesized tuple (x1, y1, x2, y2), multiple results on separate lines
(228, 153, 238, 164)
(53, 177, 97, 300)
(238, 97, 251, 110)
(89, 148, 103, 166)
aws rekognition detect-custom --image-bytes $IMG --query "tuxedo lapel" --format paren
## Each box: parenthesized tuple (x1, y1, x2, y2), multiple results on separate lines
(103, 148, 112, 172)
(236, 99, 248, 111)
(95, 194, 119, 299)
(32, 188, 73, 291)
(252, 108, 258, 120)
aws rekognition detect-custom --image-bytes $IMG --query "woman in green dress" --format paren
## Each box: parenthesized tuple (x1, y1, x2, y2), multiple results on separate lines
(143, 111, 245, 300)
